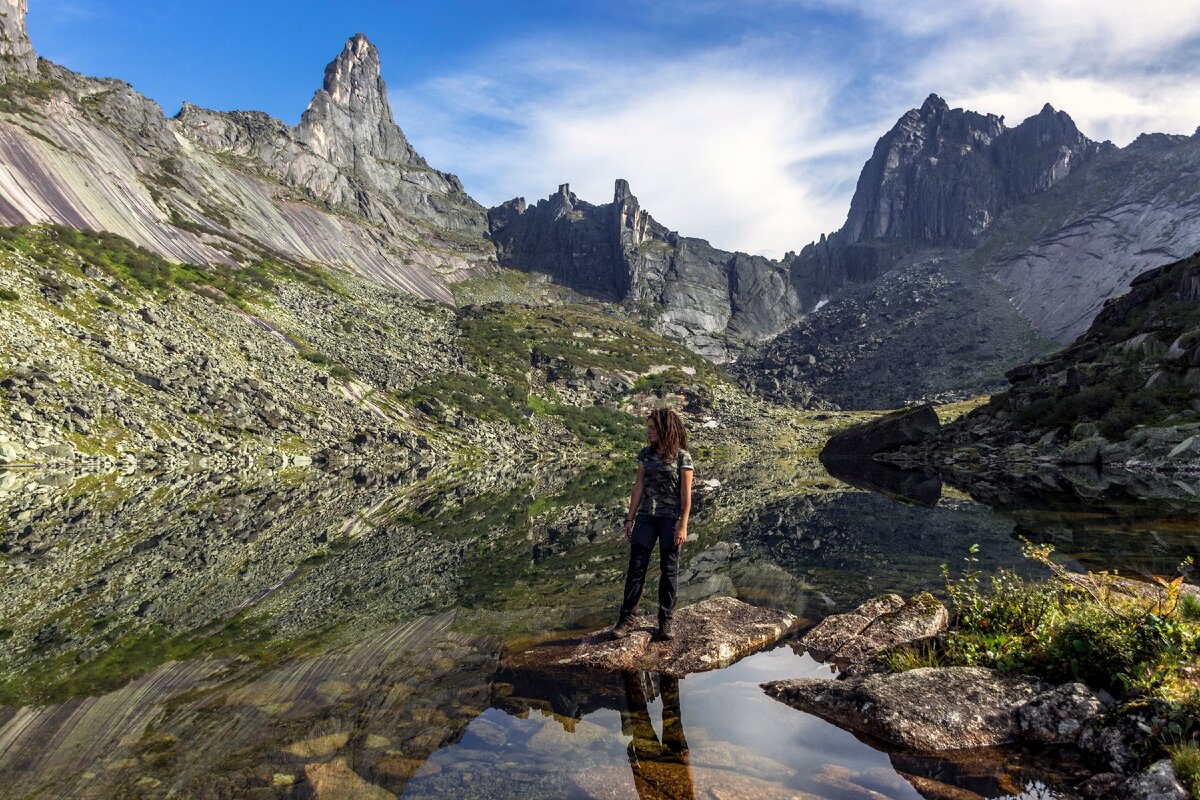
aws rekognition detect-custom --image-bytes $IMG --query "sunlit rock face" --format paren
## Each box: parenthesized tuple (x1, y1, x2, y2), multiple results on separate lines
(0, 0, 35, 80)
(992, 131, 1200, 344)
(0, 8, 493, 302)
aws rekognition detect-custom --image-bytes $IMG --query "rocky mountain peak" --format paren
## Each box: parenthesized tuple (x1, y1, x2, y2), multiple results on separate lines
(0, 0, 38, 80)
(918, 93, 949, 117)
(296, 32, 423, 170)
(839, 96, 1098, 249)
(322, 33, 384, 111)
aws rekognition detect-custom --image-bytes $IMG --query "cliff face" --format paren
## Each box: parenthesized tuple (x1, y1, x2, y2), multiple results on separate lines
(0, 7, 492, 301)
(176, 34, 486, 237)
(488, 180, 804, 360)
(0, 0, 36, 80)
(789, 95, 1104, 302)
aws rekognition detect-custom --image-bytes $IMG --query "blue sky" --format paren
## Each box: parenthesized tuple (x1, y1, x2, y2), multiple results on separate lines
(27, 1, 1200, 257)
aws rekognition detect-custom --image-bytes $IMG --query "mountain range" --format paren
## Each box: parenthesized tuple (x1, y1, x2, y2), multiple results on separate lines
(2, 0, 1200, 410)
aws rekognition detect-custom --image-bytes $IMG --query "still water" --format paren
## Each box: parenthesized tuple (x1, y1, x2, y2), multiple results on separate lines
(0, 455, 1196, 799)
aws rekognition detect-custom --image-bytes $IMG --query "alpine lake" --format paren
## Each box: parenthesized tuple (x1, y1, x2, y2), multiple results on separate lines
(1, 442, 1197, 800)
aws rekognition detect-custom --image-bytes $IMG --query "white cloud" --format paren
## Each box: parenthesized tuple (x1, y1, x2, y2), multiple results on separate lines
(394, 46, 872, 257)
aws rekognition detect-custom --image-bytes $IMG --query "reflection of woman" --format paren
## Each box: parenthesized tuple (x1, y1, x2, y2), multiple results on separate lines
(622, 671, 694, 800)
(613, 408, 694, 641)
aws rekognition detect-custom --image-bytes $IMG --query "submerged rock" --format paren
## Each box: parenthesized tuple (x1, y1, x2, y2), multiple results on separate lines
(763, 666, 1049, 751)
(504, 596, 800, 678)
(798, 592, 948, 664)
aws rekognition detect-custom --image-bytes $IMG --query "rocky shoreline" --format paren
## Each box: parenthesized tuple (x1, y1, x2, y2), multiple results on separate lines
(764, 579, 1200, 800)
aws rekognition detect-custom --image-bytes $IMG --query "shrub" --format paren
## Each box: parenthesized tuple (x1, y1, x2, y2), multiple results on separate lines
(0, 288, 18, 302)
(938, 544, 1199, 697)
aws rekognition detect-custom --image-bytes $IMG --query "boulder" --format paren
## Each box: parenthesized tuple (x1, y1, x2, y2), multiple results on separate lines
(798, 592, 948, 664)
(1058, 437, 1107, 465)
(763, 667, 1049, 751)
(1078, 701, 1171, 775)
(1018, 682, 1109, 745)
(820, 405, 941, 460)
(503, 596, 799, 678)
(1116, 759, 1190, 800)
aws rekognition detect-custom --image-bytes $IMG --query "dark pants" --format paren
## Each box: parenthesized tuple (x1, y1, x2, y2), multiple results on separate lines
(619, 513, 680, 623)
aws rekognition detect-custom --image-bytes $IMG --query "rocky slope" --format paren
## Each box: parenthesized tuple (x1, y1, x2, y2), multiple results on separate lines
(489, 180, 804, 360)
(893, 251, 1200, 472)
(732, 252, 1057, 408)
(739, 100, 1200, 408)
(984, 130, 1200, 343)
(0, 0, 491, 300)
(0, 223, 763, 475)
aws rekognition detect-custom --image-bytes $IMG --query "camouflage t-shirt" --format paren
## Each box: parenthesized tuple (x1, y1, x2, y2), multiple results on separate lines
(636, 445, 694, 517)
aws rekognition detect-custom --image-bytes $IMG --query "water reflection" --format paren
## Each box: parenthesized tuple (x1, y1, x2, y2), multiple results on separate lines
(622, 673, 694, 800)
(820, 455, 943, 507)
(1, 450, 1198, 797)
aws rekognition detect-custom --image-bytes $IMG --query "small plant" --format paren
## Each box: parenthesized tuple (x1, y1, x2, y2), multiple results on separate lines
(1170, 741, 1200, 799)
(0, 288, 18, 301)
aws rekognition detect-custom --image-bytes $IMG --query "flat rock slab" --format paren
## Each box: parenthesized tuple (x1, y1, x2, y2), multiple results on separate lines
(798, 592, 948, 664)
(506, 596, 800, 678)
(763, 666, 1049, 751)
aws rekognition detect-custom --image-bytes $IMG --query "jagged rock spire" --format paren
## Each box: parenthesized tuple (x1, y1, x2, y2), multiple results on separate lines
(296, 32, 423, 169)
(0, 0, 38, 81)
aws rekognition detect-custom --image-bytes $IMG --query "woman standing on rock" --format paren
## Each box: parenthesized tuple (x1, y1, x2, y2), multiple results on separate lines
(613, 408, 694, 641)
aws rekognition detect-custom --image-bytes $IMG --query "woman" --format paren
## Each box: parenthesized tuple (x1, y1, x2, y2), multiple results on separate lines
(612, 407, 694, 641)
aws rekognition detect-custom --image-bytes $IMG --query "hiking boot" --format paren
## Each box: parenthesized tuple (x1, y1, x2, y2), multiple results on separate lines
(611, 616, 636, 640)
(654, 617, 674, 641)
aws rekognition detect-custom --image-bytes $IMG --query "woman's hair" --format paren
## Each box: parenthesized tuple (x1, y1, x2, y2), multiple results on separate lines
(649, 408, 688, 461)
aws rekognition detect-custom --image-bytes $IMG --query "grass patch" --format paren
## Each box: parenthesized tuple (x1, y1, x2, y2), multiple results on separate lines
(0, 288, 17, 301)
(0, 224, 337, 309)
(1171, 742, 1200, 800)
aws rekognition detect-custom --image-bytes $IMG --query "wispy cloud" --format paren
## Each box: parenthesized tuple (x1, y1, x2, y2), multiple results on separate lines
(389, 1, 1200, 258)
(393, 42, 873, 257)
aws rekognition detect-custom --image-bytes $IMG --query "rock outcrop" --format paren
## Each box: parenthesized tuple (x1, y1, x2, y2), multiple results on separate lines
(177, 34, 486, 237)
(0, 0, 36, 80)
(795, 592, 948, 664)
(501, 596, 800, 677)
(763, 666, 1050, 751)
(489, 181, 805, 360)
(787, 95, 1103, 308)
(913, 251, 1200, 473)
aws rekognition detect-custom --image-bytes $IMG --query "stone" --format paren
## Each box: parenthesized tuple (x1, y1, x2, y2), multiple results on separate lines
(304, 759, 396, 800)
(1078, 701, 1171, 775)
(1058, 437, 1106, 465)
(1017, 682, 1108, 744)
(283, 731, 350, 758)
(1116, 759, 1189, 800)
(799, 592, 948, 664)
(763, 667, 1050, 751)
(820, 405, 941, 459)
(503, 596, 800, 677)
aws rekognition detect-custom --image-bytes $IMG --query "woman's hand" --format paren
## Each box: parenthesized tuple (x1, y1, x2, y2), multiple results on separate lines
(674, 522, 687, 546)
(624, 519, 634, 541)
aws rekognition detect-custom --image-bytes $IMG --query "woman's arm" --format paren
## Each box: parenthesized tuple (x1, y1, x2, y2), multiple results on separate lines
(624, 464, 645, 541)
(674, 468, 693, 545)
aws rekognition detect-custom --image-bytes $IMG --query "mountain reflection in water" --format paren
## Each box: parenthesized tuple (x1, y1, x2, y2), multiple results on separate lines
(0, 454, 1196, 798)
